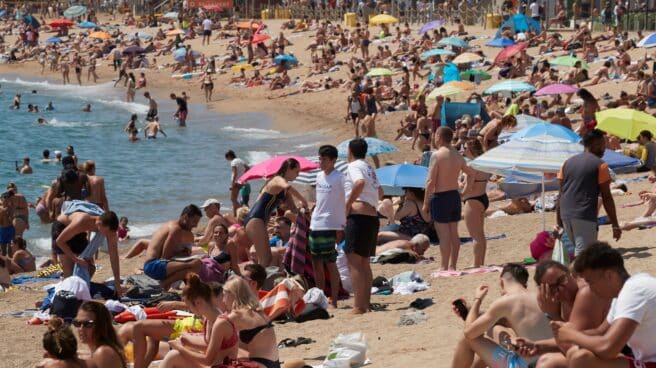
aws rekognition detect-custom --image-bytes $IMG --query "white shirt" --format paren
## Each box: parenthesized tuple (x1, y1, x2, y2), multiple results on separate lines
(231, 158, 248, 180)
(345, 159, 380, 208)
(202, 18, 212, 31)
(529, 2, 540, 17)
(311, 169, 346, 231)
(607, 273, 656, 363)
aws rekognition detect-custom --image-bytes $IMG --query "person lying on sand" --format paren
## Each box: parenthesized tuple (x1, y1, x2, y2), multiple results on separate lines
(376, 234, 430, 258)
(485, 197, 535, 217)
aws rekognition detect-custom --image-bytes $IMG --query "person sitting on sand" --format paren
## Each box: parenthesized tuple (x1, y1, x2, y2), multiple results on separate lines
(451, 267, 553, 368)
(9, 237, 35, 273)
(377, 187, 430, 244)
(195, 199, 231, 247)
(376, 233, 430, 258)
(584, 60, 611, 86)
(37, 317, 87, 368)
(140, 205, 204, 290)
(74, 301, 127, 368)
(269, 70, 290, 90)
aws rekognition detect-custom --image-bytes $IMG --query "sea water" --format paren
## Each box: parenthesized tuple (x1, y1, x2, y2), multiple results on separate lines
(0, 76, 324, 255)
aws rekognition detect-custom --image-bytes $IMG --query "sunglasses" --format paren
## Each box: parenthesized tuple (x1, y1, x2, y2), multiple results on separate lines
(72, 319, 95, 328)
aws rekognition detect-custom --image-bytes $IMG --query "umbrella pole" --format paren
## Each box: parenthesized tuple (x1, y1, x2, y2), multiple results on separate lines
(541, 175, 546, 231)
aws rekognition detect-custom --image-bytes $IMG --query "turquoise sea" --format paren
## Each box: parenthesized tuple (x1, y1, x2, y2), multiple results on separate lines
(0, 76, 323, 255)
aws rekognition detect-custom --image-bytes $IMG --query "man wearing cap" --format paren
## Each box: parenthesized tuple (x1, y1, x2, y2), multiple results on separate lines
(195, 199, 231, 247)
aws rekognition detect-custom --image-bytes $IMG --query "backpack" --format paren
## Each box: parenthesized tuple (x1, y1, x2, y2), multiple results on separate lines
(50, 290, 83, 322)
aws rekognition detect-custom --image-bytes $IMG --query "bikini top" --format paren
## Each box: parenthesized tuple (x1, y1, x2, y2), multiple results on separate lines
(203, 314, 238, 350)
(239, 320, 273, 344)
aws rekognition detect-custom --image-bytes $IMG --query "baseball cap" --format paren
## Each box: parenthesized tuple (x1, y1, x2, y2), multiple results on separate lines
(201, 198, 221, 208)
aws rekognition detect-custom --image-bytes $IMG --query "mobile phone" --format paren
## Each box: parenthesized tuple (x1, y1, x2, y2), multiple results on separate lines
(453, 298, 469, 320)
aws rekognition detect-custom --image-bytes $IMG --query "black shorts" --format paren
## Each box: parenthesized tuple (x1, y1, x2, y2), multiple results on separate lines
(430, 190, 462, 224)
(203, 29, 211, 36)
(350, 112, 359, 120)
(51, 220, 88, 255)
(147, 108, 158, 119)
(344, 214, 379, 257)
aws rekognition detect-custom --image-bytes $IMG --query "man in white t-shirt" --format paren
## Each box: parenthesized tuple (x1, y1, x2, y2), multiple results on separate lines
(553, 242, 656, 368)
(309, 145, 345, 308)
(225, 150, 250, 216)
(201, 17, 212, 46)
(344, 138, 383, 314)
(529, 0, 540, 22)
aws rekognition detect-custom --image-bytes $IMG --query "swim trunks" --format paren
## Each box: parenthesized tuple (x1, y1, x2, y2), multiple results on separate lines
(147, 136, 157, 139)
(203, 30, 211, 36)
(0, 226, 15, 245)
(344, 214, 379, 257)
(144, 258, 168, 281)
(309, 230, 338, 263)
(51, 221, 88, 255)
(491, 345, 530, 368)
(430, 190, 462, 224)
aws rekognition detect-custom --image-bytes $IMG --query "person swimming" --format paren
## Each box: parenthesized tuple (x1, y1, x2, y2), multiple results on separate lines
(45, 101, 54, 111)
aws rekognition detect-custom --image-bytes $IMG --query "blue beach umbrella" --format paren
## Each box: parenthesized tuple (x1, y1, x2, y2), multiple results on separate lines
(418, 20, 445, 34)
(438, 36, 471, 49)
(420, 48, 455, 59)
(376, 164, 428, 188)
(64, 5, 87, 19)
(637, 32, 656, 48)
(23, 15, 40, 28)
(336, 137, 398, 158)
(173, 48, 199, 62)
(484, 80, 536, 95)
(273, 54, 298, 65)
(509, 123, 581, 143)
(486, 37, 516, 48)
(47, 37, 61, 43)
(78, 21, 96, 28)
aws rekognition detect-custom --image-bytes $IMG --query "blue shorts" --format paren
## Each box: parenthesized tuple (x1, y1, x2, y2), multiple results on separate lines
(144, 259, 168, 281)
(430, 190, 461, 224)
(0, 226, 16, 245)
(491, 345, 530, 368)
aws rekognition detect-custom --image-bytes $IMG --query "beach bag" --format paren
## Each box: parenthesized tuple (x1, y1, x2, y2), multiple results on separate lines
(551, 239, 570, 266)
(324, 332, 367, 367)
(51, 290, 83, 322)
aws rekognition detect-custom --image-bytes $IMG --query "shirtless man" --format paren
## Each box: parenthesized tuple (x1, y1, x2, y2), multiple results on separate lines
(6, 183, 29, 237)
(423, 127, 469, 270)
(0, 192, 15, 256)
(50, 156, 90, 205)
(375, 233, 430, 257)
(225, 224, 253, 275)
(53, 209, 121, 295)
(143, 205, 203, 290)
(17, 157, 32, 174)
(195, 199, 231, 247)
(83, 161, 108, 211)
(143, 117, 167, 139)
(452, 277, 553, 367)
(144, 92, 158, 120)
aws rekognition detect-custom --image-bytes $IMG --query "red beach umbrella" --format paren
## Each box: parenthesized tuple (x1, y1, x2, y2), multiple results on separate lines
(494, 42, 527, 65)
(49, 18, 74, 28)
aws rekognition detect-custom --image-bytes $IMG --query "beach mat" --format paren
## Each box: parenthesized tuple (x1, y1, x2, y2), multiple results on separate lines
(11, 275, 60, 285)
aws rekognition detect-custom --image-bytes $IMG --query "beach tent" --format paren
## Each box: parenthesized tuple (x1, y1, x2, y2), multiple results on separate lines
(440, 101, 491, 129)
(442, 62, 461, 83)
(602, 149, 641, 174)
(495, 14, 541, 38)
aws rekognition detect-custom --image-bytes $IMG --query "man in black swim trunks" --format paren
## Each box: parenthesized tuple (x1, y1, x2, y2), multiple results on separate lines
(170, 93, 188, 127)
(144, 91, 158, 120)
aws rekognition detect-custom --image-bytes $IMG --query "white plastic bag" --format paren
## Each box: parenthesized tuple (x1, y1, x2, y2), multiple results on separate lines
(324, 332, 367, 367)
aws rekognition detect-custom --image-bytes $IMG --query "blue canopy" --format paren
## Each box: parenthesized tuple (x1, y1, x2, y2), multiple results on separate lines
(495, 14, 541, 38)
(486, 37, 516, 48)
(442, 62, 461, 83)
(440, 101, 491, 129)
(602, 149, 641, 173)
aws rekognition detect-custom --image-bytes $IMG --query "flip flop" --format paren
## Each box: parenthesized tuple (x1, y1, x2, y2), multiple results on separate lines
(277, 337, 315, 348)
(369, 303, 388, 312)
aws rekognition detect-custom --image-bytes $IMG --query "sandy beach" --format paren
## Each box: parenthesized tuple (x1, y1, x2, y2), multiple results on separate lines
(1, 12, 656, 368)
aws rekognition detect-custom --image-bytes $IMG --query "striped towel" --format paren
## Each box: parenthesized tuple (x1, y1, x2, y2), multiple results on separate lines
(259, 278, 306, 319)
(282, 214, 315, 285)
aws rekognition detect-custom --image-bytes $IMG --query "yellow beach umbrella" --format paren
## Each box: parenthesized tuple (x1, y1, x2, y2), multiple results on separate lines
(444, 80, 476, 91)
(427, 84, 464, 99)
(452, 52, 483, 64)
(88, 31, 111, 40)
(166, 29, 185, 36)
(369, 14, 399, 25)
(596, 108, 656, 139)
(231, 63, 253, 71)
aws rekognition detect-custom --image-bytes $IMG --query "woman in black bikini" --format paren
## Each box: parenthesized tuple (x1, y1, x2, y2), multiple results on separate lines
(462, 139, 491, 268)
(377, 187, 431, 244)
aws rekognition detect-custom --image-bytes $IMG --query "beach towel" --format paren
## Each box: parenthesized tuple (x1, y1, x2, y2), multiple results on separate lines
(198, 257, 227, 283)
(11, 275, 60, 285)
(431, 266, 504, 278)
(282, 213, 315, 286)
(259, 278, 306, 320)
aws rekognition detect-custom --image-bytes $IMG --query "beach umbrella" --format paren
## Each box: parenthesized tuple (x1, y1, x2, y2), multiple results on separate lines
(420, 48, 455, 59)
(295, 156, 348, 186)
(336, 137, 398, 158)
(88, 31, 111, 40)
(509, 123, 581, 143)
(123, 46, 145, 55)
(516, 114, 548, 125)
(273, 54, 298, 65)
(438, 36, 471, 49)
(484, 80, 536, 95)
(418, 19, 445, 34)
(0, 10, 6, 17)
(596, 108, 656, 140)
(535, 83, 579, 96)
(23, 15, 40, 28)
(64, 5, 87, 18)
(444, 80, 476, 90)
(486, 37, 516, 48)
(173, 48, 199, 62)
(460, 69, 491, 81)
(637, 32, 656, 48)
(78, 21, 96, 28)
(202, 5, 224, 11)
(163, 11, 179, 19)
(494, 42, 527, 64)
(238, 156, 319, 183)
(549, 55, 588, 69)
(369, 14, 399, 25)
(376, 164, 428, 188)
(248, 33, 271, 44)
(167, 29, 185, 36)
(46, 37, 61, 43)
(427, 84, 464, 99)
(452, 52, 482, 64)
(49, 18, 74, 28)
(231, 63, 253, 71)
(366, 68, 394, 77)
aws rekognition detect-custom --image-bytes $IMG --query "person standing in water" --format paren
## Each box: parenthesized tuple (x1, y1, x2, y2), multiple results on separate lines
(83, 161, 109, 211)
(171, 93, 188, 126)
(16, 157, 32, 174)
(143, 118, 167, 139)
(225, 150, 250, 216)
(144, 92, 158, 120)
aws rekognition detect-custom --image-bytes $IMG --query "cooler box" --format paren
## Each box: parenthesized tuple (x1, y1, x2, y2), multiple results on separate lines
(344, 12, 357, 27)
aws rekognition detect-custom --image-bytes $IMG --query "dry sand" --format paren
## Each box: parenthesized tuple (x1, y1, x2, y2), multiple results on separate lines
(1, 15, 656, 368)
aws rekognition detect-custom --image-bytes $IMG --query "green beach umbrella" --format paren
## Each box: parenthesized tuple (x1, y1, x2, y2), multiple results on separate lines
(460, 69, 492, 81)
(549, 55, 589, 69)
(366, 68, 394, 77)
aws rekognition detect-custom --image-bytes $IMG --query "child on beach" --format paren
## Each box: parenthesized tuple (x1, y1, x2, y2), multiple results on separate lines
(118, 217, 130, 241)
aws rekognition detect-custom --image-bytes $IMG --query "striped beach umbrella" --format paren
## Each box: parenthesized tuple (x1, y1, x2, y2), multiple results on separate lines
(420, 48, 455, 59)
(336, 137, 398, 158)
(64, 5, 87, 18)
(438, 36, 471, 49)
(294, 156, 348, 186)
(484, 80, 536, 95)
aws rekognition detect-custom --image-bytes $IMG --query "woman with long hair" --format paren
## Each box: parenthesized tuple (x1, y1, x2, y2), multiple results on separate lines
(160, 274, 237, 368)
(38, 317, 87, 368)
(74, 301, 126, 368)
(577, 88, 600, 136)
(126, 72, 136, 102)
(244, 158, 308, 266)
(462, 139, 491, 268)
(377, 187, 430, 244)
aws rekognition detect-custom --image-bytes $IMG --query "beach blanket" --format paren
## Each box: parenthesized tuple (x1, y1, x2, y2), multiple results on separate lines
(282, 214, 315, 285)
(259, 278, 306, 320)
(431, 265, 504, 279)
(11, 275, 60, 285)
